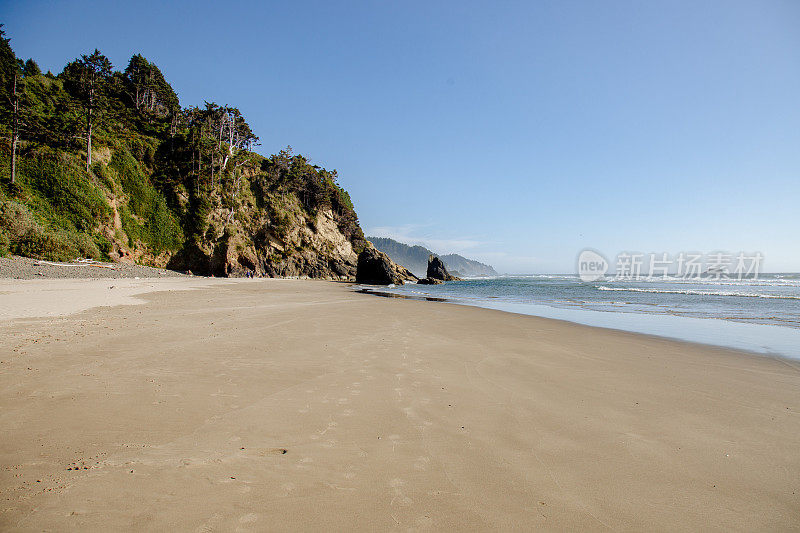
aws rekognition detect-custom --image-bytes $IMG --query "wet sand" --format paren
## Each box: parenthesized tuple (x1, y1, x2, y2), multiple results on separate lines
(1, 278, 798, 531)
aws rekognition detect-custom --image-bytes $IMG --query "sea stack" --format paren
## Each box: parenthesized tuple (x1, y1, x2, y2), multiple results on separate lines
(418, 255, 461, 284)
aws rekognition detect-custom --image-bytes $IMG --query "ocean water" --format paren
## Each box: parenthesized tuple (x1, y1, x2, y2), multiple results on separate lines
(359, 274, 800, 360)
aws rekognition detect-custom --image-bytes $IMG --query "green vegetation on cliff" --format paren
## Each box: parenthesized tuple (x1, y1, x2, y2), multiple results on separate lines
(0, 26, 366, 277)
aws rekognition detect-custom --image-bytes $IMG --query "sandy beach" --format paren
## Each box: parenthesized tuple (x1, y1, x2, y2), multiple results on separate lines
(1, 278, 798, 531)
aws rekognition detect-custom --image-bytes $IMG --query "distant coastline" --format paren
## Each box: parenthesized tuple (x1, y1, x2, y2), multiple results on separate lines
(367, 236, 498, 278)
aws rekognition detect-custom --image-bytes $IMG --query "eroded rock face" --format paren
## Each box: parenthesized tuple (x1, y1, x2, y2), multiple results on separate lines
(356, 246, 417, 285)
(417, 277, 443, 285)
(167, 208, 362, 279)
(426, 255, 460, 281)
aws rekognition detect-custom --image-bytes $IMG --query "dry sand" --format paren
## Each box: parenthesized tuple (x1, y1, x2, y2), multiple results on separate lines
(0, 278, 798, 531)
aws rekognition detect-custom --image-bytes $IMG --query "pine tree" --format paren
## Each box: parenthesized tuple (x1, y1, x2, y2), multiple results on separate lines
(62, 49, 112, 171)
(23, 58, 40, 77)
(0, 26, 22, 184)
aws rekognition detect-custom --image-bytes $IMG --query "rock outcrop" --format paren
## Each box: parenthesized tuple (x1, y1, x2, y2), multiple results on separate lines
(424, 254, 461, 282)
(167, 207, 361, 279)
(356, 245, 417, 285)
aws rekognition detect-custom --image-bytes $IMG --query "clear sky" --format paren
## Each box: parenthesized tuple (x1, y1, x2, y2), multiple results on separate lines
(3, 0, 799, 272)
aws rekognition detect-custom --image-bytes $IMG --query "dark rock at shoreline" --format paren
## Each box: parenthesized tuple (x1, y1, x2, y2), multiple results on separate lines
(417, 277, 443, 285)
(356, 246, 417, 285)
(426, 255, 460, 282)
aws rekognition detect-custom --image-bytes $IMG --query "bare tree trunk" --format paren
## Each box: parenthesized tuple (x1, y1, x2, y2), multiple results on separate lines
(10, 73, 18, 184)
(86, 73, 97, 172)
(86, 106, 92, 171)
(193, 126, 199, 195)
(234, 167, 242, 199)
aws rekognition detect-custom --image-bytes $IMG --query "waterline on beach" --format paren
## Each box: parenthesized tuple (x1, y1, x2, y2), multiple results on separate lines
(358, 274, 800, 360)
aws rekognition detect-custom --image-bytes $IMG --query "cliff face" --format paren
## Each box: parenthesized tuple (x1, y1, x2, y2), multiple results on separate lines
(168, 203, 361, 279)
(0, 36, 377, 279)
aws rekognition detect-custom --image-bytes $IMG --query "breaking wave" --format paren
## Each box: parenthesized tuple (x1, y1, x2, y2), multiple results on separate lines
(596, 286, 800, 299)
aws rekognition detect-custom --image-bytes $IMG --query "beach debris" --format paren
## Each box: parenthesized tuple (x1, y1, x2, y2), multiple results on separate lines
(35, 259, 116, 270)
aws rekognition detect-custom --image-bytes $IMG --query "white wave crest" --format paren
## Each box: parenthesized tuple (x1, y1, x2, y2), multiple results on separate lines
(596, 286, 800, 300)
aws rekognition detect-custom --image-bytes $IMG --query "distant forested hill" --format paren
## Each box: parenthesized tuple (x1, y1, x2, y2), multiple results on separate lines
(367, 237, 430, 275)
(368, 236, 498, 277)
(0, 26, 368, 278)
(439, 253, 498, 277)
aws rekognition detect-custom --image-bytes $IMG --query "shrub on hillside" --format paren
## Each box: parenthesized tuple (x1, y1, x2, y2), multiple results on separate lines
(0, 198, 101, 261)
(110, 150, 183, 252)
(18, 150, 109, 232)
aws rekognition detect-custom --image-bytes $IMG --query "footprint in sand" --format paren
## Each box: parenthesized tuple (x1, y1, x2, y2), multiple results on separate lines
(416, 515, 434, 528)
(195, 513, 222, 532)
(239, 513, 258, 524)
(389, 478, 414, 506)
(414, 456, 431, 471)
(296, 457, 313, 469)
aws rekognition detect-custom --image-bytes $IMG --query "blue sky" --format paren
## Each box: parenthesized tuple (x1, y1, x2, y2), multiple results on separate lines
(3, 0, 799, 272)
